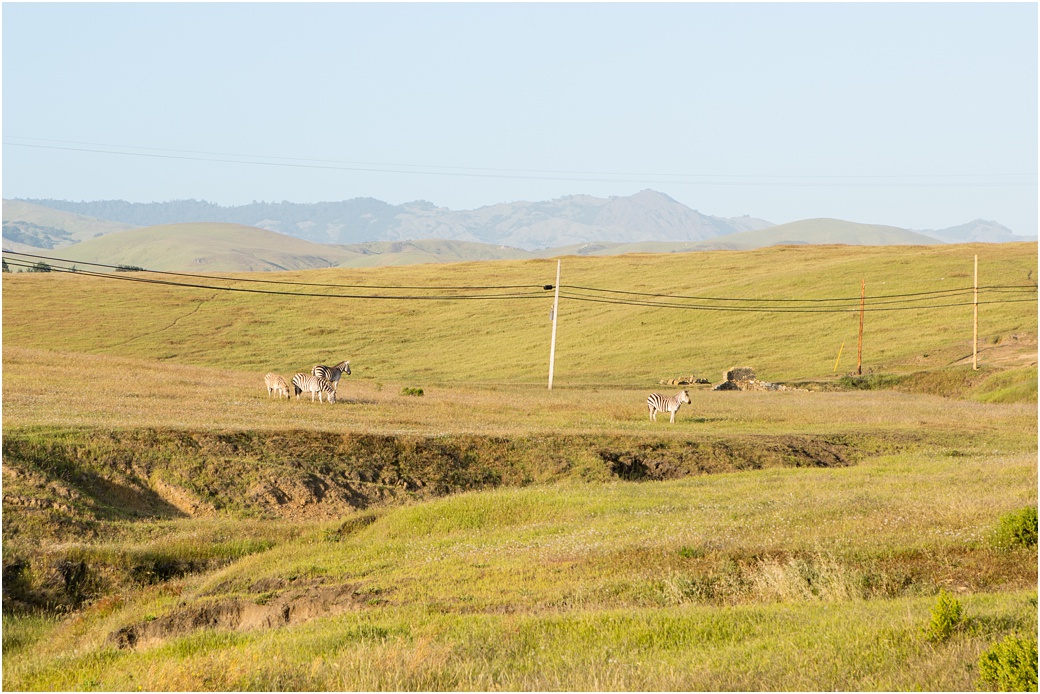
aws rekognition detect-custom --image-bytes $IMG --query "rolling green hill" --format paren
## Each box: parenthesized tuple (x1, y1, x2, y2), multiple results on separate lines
(3, 242, 1035, 391)
(52, 222, 357, 272)
(2, 242, 1036, 691)
(332, 238, 534, 267)
(2, 198, 136, 249)
(688, 218, 945, 250)
(12, 217, 956, 275)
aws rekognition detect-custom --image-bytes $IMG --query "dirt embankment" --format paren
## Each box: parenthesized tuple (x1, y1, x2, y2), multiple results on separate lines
(2, 429, 869, 530)
(108, 577, 372, 650)
(2, 428, 884, 614)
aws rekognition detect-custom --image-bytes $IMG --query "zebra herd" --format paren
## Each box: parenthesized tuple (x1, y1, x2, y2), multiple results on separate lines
(265, 360, 350, 404)
(267, 363, 693, 422)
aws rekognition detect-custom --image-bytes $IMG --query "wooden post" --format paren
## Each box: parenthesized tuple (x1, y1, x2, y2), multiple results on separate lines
(548, 260, 561, 390)
(857, 278, 865, 375)
(973, 254, 979, 370)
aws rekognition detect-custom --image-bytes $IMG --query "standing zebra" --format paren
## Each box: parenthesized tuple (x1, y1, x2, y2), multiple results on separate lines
(311, 360, 350, 391)
(292, 373, 337, 403)
(264, 372, 290, 399)
(647, 390, 691, 423)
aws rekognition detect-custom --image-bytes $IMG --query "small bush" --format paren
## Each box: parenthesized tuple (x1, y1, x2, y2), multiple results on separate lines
(837, 373, 903, 391)
(924, 589, 963, 642)
(977, 633, 1038, 691)
(401, 387, 424, 397)
(994, 507, 1038, 550)
(677, 545, 704, 559)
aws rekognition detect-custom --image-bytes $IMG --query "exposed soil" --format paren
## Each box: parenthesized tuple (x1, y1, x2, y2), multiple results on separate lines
(1, 430, 871, 530)
(108, 577, 371, 650)
(601, 435, 852, 481)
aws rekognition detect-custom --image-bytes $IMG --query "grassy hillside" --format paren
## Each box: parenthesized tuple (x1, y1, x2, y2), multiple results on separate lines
(333, 238, 534, 267)
(4, 242, 1035, 390)
(3, 243, 1036, 691)
(52, 222, 358, 272)
(2, 199, 136, 249)
(693, 218, 945, 250)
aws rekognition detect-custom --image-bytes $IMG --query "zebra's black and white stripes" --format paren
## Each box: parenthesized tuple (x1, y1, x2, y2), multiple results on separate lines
(312, 361, 350, 390)
(647, 390, 691, 423)
(264, 372, 290, 399)
(292, 373, 337, 403)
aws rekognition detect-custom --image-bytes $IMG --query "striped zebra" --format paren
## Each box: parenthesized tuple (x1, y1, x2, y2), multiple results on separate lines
(311, 360, 350, 391)
(264, 372, 290, 399)
(647, 390, 691, 423)
(292, 373, 337, 403)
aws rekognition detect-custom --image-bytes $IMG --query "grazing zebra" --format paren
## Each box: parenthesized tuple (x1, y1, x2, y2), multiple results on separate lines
(647, 390, 691, 423)
(264, 372, 290, 399)
(292, 373, 337, 403)
(311, 360, 351, 391)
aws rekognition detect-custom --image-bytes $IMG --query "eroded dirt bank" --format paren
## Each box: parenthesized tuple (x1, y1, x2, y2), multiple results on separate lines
(2, 428, 875, 528)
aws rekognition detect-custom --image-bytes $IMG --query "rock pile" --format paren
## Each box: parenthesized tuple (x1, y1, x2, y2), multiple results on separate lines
(659, 375, 711, 386)
(712, 366, 793, 392)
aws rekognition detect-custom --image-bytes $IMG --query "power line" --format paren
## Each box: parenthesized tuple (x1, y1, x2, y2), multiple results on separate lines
(4, 137, 1037, 187)
(1, 250, 544, 290)
(557, 291, 1037, 314)
(6, 250, 1034, 305)
(1, 259, 549, 300)
(5, 255, 1034, 313)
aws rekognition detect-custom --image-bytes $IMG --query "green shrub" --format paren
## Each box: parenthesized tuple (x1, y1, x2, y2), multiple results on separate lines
(401, 387, 424, 397)
(994, 507, 1038, 550)
(977, 633, 1038, 691)
(924, 589, 963, 642)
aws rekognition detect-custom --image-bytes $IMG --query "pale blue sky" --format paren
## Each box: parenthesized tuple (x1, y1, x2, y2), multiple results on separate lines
(3, 2, 1037, 234)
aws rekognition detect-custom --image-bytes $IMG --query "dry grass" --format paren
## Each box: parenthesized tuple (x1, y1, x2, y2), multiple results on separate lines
(2, 245, 1036, 691)
(4, 346, 1036, 445)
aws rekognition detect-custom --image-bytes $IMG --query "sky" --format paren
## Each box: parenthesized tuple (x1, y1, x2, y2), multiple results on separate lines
(3, 2, 1037, 234)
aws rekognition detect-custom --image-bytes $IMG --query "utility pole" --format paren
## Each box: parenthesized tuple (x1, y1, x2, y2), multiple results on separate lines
(857, 278, 865, 376)
(548, 260, 561, 390)
(973, 254, 979, 370)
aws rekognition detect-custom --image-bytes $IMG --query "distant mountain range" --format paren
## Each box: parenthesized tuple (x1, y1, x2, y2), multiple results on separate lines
(3, 192, 1035, 272)
(5, 190, 778, 251)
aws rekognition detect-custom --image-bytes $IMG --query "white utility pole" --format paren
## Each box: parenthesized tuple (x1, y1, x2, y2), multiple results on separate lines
(548, 260, 561, 390)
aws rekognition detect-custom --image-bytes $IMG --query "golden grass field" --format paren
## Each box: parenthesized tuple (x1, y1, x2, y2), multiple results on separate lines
(2, 243, 1037, 690)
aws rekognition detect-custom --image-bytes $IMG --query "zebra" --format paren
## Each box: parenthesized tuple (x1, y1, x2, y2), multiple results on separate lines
(264, 372, 290, 399)
(647, 390, 691, 423)
(292, 373, 337, 403)
(311, 360, 350, 391)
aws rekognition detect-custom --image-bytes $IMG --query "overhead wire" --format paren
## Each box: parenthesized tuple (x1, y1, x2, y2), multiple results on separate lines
(4, 252, 1035, 313)
(4, 136, 1037, 187)
(0, 259, 549, 300)
(1, 250, 544, 290)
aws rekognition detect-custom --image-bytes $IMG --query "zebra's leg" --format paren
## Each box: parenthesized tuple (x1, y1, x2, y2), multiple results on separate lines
(670, 409, 676, 423)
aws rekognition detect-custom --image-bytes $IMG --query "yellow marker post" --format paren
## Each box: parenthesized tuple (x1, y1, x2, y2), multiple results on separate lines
(833, 341, 845, 373)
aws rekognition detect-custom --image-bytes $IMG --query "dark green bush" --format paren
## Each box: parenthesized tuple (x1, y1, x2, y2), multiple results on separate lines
(924, 589, 963, 642)
(994, 507, 1038, 549)
(401, 387, 424, 397)
(977, 633, 1038, 691)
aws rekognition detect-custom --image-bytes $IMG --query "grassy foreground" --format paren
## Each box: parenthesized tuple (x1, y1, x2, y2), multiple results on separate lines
(2, 454, 1037, 690)
(3, 244, 1037, 690)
